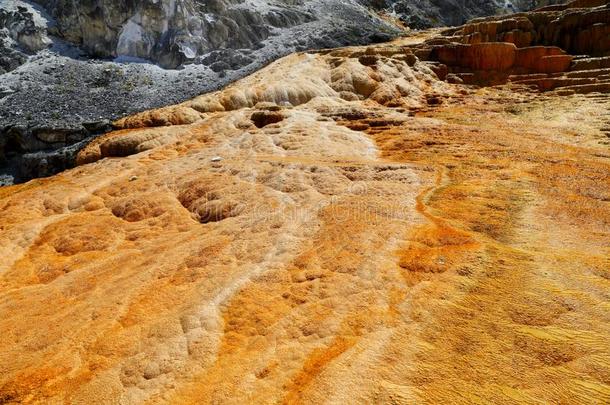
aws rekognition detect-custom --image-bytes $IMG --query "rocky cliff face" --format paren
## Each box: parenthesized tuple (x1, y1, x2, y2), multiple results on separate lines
(0, 1, 51, 73)
(33, 0, 317, 69)
(0, 1, 609, 403)
(373, 0, 563, 29)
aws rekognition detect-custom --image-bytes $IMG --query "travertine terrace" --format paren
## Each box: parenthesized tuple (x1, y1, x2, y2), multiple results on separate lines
(1, 1, 609, 403)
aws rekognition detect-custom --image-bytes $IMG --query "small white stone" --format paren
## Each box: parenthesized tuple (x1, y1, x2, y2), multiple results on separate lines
(211, 156, 222, 162)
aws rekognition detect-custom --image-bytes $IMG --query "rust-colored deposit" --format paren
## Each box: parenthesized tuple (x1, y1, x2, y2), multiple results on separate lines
(1, 3, 610, 404)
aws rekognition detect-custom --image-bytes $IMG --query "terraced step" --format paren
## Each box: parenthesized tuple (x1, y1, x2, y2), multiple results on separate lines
(565, 68, 610, 78)
(511, 70, 608, 81)
(570, 56, 610, 71)
(555, 82, 610, 95)
(512, 77, 598, 91)
(508, 67, 610, 92)
(508, 73, 548, 82)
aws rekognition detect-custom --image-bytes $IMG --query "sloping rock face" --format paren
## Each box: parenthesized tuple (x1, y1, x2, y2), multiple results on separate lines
(1, 3, 609, 403)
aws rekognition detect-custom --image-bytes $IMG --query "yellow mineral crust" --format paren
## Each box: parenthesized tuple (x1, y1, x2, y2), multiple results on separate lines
(1, 24, 609, 405)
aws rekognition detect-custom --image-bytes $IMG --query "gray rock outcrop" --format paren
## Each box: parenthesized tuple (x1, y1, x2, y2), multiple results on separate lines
(0, 1, 51, 73)
(32, 0, 316, 69)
